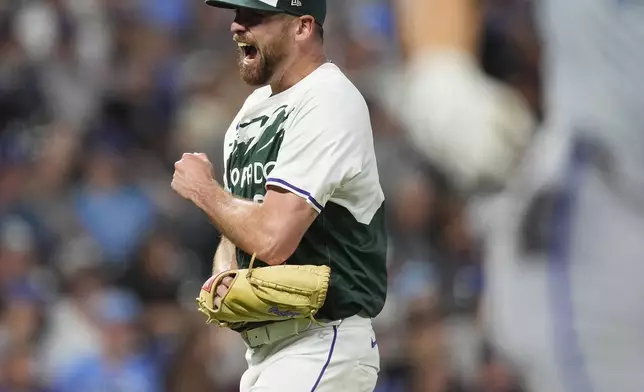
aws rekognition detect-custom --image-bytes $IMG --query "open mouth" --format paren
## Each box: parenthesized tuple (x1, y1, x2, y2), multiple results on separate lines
(238, 43, 259, 62)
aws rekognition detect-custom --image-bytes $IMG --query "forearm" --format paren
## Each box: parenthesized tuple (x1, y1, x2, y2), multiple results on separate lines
(397, 0, 480, 57)
(192, 181, 282, 264)
(212, 236, 237, 275)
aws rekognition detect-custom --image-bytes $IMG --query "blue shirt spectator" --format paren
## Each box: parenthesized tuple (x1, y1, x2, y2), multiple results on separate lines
(53, 289, 161, 392)
(54, 354, 161, 392)
(74, 185, 154, 264)
(140, 0, 190, 32)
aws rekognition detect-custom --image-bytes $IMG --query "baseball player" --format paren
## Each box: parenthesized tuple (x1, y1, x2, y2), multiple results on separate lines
(171, 1, 387, 391)
(398, 0, 644, 391)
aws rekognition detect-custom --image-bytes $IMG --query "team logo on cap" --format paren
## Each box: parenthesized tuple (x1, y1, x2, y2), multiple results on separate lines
(291, 0, 302, 6)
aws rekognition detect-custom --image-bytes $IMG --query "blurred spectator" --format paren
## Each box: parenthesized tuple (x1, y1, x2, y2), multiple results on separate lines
(402, 296, 450, 392)
(0, 218, 35, 292)
(13, 0, 61, 63)
(139, 0, 192, 34)
(73, 141, 156, 270)
(0, 216, 52, 297)
(26, 125, 82, 243)
(123, 227, 184, 304)
(167, 323, 246, 392)
(166, 324, 218, 392)
(121, 226, 203, 370)
(53, 289, 161, 392)
(172, 50, 233, 168)
(473, 344, 525, 392)
(390, 173, 436, 261)
(0, 281, 45, 350)
(39, 11, 101, 131)
(38, 236, 105, 381)
(0, 344, 53, 392)
(0, 14, 45, 134)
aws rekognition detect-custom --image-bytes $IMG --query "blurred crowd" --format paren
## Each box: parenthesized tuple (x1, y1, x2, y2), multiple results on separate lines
(0, 0, 540, 391)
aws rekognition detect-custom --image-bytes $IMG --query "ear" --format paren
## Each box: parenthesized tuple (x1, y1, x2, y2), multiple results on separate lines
(294, 16, 315, 41)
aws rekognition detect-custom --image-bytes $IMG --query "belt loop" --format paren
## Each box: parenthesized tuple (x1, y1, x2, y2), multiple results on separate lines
(300, 318, 313, 334)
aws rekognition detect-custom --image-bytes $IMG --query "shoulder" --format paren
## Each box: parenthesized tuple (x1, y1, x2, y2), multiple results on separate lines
(290, 64, 371, 138)
(299, 63, 369, 114)
(279, 64, 377, 170)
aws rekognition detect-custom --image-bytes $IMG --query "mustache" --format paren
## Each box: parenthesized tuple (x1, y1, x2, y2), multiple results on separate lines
(233, 35, 256, 45)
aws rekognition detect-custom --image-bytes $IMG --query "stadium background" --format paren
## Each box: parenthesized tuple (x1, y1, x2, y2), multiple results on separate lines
(0, 0, 540, 391)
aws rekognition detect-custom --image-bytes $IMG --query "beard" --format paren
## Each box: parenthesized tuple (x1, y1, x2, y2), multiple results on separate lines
(237, 33, 290, 86)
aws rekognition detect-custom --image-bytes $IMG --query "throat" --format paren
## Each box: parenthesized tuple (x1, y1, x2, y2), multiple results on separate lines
(269, 56, 329, 95)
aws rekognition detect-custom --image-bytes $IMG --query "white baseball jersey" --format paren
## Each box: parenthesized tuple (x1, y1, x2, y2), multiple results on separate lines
(221, 62, 387, 322)
(221, 62, 385, 391)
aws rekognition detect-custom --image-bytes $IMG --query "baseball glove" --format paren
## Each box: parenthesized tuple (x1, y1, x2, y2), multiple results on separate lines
(196, 254, 330, 328)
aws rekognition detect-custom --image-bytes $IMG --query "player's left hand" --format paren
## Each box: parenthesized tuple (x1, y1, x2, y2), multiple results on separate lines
(171, 153, 216, 201)
(213, 276, 234, 310)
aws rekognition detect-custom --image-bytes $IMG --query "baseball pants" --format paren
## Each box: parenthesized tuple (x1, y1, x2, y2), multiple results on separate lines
(481, 131, 644, 392)
(239, 314, 380, 392)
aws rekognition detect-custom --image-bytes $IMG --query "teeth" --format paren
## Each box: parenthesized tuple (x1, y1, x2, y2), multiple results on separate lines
(238, 43, 251, 47)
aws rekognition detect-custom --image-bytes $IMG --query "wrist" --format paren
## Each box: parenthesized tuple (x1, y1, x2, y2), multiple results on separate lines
(212, 266, 232, 276)
(191, 179, 221, 208)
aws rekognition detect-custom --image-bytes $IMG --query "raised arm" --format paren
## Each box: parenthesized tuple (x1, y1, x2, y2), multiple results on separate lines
(395, 0, 534, 193)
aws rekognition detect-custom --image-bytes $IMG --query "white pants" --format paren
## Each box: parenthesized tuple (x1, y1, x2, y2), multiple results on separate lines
(239, 315, 380, 392)
(482, 132, 644, 392)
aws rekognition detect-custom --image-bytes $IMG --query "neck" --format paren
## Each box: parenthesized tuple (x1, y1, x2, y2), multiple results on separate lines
(269, 51, 327, 95)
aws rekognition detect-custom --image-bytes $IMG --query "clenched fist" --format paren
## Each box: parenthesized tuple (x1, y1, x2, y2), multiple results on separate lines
(171, 153, 217, 202)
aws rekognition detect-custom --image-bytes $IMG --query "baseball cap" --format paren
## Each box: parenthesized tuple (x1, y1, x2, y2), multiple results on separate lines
(205, 0, 326, 26)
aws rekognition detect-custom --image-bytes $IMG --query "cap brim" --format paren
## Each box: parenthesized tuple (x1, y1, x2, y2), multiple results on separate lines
(205, 0, 280, 12)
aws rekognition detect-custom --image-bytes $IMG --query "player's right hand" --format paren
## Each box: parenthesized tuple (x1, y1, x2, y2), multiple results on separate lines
(213, 276, 235, 310)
